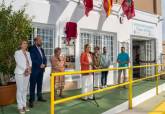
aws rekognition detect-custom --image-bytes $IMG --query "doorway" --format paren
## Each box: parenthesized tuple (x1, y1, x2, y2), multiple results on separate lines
(132, 38, 156, 79)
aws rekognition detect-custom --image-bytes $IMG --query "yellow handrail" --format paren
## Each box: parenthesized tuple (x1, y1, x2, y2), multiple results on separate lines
(51, 67, 128, 77)
(128, 66, 133, 109)
(156, 65, 159, 95)
(50, 75, 54, 114)
(54, 82, 129, 105)
(50, 64, 165, 114)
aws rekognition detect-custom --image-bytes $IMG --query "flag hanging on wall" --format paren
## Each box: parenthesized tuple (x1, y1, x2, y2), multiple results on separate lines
(121, 0, 135, 20)
(103, 0, 113, 17)
(83, 0, 93, 16)
(65, 22, 77, 44)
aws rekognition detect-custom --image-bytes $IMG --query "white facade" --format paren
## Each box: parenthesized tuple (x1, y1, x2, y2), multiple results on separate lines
(1, 0, 163, 92)
(162, 0, 165, 39)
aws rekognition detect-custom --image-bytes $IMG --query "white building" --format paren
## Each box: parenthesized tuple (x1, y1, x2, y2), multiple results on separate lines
(1, 0, 163, 92)
(162, 0, 165, 39)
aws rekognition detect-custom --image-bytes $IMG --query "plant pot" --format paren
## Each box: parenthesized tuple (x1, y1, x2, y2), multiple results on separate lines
(0, 82, 16, 106)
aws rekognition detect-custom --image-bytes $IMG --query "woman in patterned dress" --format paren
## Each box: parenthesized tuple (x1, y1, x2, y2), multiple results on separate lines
(51, 47, 65, 97)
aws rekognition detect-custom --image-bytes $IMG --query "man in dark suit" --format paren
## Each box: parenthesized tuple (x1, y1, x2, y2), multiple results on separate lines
(29, 36, 47, 108)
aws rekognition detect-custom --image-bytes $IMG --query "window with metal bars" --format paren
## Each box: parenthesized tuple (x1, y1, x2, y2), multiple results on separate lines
(28, 25, 55, 66)
(80, 30, 116, 64)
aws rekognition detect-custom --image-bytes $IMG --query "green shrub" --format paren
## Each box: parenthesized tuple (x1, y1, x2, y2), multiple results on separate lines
(0, 2, 32, 85)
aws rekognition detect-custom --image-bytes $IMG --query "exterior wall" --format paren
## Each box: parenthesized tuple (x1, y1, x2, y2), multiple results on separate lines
(162, 0, 165, 39)
(1, 0, 163, 92)
(115, 0, 162, 15)
(156, 0, 162, 15)
(162, 41, 165, 64)
(134, 0, 154, 14)
(162, 0, 165, 65)
(163, 41, 165, 54)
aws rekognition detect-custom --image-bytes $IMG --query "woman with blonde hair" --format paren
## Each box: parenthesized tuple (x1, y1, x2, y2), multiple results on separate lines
(51, 47, 65, 97)
(80, 44, 93, 100)
(14, 39, 32, 114)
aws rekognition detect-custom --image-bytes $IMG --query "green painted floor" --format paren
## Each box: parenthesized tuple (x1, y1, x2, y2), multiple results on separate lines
(1, 79, 165, 114)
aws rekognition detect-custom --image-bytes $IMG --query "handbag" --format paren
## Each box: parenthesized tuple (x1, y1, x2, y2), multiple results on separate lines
(24, 68, 30, 76)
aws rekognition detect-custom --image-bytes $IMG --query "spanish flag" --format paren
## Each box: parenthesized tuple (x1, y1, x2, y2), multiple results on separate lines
(83, 0, 93, 16)
(103, 0, 113, 17)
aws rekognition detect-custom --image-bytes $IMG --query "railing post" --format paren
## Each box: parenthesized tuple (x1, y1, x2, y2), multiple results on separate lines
(50, 74, 55, 114)
(128, 66, 133, 109)
(156, 65, 159, 95)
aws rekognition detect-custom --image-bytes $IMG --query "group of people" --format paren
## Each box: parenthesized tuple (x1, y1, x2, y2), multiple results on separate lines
(14, 35, 129, 114)
(14, 36, 67, 114)
(14, 36, 47, 114)
(80, 44, 129, 100)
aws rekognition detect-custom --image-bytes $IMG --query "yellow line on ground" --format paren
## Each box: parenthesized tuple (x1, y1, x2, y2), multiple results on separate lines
(149, 102, 165, 114)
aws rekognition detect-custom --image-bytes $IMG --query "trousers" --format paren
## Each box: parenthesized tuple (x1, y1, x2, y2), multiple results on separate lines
(81, 74, 93, 99)
(101, 71, 108, 86)
(15, 74, 29, 109)
(29, 70, 44, 102)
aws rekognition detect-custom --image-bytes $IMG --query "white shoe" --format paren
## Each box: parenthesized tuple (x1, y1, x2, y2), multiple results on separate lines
(23, 107, 30, 112)
(81, 96, 88, 101)
(19, 109, 25, 114)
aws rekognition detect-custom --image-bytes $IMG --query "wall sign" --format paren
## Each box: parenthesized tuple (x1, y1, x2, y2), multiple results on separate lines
(132, 23, 156, 37)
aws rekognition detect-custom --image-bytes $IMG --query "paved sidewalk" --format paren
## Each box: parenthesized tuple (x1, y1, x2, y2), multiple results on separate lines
(149, 102, 165, 114)
(117, 92, 165, 114)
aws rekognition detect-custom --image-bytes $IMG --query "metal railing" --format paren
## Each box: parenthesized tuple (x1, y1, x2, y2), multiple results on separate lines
(50, 64, 165, 114)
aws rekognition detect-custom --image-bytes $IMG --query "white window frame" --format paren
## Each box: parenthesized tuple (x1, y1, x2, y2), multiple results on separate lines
(29, 22, 56, 66)
(80, 29, 117, 64)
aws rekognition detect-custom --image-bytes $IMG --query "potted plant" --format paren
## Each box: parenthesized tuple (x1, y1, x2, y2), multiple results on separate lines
(0, 2, 32, 105)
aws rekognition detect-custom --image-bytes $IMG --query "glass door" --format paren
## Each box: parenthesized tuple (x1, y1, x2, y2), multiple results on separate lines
(140, 39, 156, 77)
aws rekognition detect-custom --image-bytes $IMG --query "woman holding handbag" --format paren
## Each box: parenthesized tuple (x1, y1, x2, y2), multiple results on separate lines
(14, 39, 32, 114)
